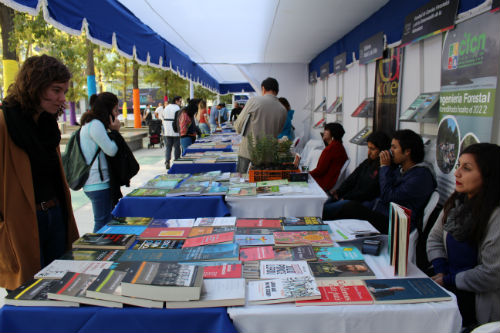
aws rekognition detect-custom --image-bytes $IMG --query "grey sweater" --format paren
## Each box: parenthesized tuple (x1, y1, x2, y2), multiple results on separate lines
(427, 208, 500, 324)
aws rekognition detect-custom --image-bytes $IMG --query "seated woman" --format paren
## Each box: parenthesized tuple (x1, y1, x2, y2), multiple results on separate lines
(323, 131, 390, 219)
(427, 143, 500, 328)
(309, 122, 348, 192)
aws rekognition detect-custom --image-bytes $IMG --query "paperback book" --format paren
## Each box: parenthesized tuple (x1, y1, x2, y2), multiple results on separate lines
(139, 227, 191, 240)
(194, 217, 237, 227)
(313, 246, 364, 262)
(108, 217, 152, 226)
(296, 279, 373, 306)
(188, 226, 236, 238)
(247, 276, 321, 304)
(273, 231, 333, 247)
(234, 234, 275, 247)
(202, 264, 242, 279)
(97, 225, 147, 236)
(72, 233, 136, 250)
(182, 231, 235, 248)
(364, 278, 452, 304)
(236, 228, 281, 235)
(308, 260, 376, 280)
(260, 261, 312, 279)
(236, 218, 283, 228)
(132, 239, 184, 250)
(148, 218, 195, 228)
(127, 188, 170, 197)
(282, 216, 323, 226)
(34, 260, 114, 279)
(5, 279, 79, 307)
(239, 246, 275, 261)
(60, 249, 123, 261)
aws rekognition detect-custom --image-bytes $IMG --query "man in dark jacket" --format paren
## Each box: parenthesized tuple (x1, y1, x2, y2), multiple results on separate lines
(335, 129, 436, 234)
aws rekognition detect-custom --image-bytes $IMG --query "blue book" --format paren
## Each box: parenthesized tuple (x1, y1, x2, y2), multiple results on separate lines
(365, 278, 452, 304)
(283, 225, 332, 232)
(179, 260, 242, 266)
(313, 246, 364, 261)
(182, 243, 239, 261)
(234, 235, 275, 247)
(97, 225, 147, 236)
(117, 249, 184, 262)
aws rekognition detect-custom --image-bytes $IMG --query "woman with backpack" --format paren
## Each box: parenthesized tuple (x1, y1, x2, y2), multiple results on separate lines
(179, 98, 201, 153)
(79, 92, 121, 232)
(0, 55, 79, 291)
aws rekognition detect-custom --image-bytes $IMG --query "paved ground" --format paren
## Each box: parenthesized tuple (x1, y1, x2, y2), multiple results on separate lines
(0, 138, 167, 306)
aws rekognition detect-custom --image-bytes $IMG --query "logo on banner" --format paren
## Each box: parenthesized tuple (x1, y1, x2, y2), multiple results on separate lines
(446, 33, 486, 70)
(448, 43, 459, 69)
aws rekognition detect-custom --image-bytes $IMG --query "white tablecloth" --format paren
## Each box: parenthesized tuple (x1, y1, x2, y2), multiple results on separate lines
(225, 178, 328, 218)
(228, 237, 462, 333)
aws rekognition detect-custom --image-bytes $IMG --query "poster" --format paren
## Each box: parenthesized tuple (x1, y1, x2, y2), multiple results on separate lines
(359, 32, 384, 65)
(373, 48, 403, 136)
(436, 11, 500, 200)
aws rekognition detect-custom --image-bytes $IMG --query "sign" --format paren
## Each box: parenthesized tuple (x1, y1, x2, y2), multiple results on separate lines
(359, 32, 384, 64)
(333, 52, 346, 74)
(401, 0, 459, 46)
(373, 48, 402, 137)
(309, 71, 318, 84)
(436, 11, 500, 200)
(320, 62, 330, 79)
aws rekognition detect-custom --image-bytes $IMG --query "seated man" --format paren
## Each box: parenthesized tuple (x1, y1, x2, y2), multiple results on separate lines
(335, 129, 436, 234)
(309, 122, 348, 192)
(322, 131, 391, 219)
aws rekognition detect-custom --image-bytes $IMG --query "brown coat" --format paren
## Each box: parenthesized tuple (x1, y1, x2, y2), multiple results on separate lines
(0, 110, 79, 290)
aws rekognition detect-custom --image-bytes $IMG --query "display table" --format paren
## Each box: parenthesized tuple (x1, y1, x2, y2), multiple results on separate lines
(0, 305, 237, 333)
(112, 195, 230, 218)
(228, 237, 462, 333)
(168, 162, 236, 174)
(225, 178, 329, 218)
(183, 146, 233, 155)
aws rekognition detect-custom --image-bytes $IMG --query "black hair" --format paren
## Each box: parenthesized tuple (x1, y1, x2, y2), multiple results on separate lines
(278, 97, 290, 111)
(261, 77, 279, 94)
(442, 143, 500, 243)
(366, 131, 391, 151)
(80, 92, 118, 128)
(392, 129, 425, 163)
(185, 98, 199, 118)
(324, 122, 345, 141)
(172, 96, 182, 104)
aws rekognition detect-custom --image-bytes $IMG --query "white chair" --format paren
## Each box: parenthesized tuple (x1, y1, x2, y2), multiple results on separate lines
(306, 148, 323, 171)
(408, 190, 440, 264)
(332, 159, 350, 191)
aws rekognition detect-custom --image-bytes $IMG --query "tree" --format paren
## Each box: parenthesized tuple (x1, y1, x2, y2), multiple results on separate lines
(142, 66, 189, 102)
(94, 46, 119, 93)
(194, 84, 216, 102)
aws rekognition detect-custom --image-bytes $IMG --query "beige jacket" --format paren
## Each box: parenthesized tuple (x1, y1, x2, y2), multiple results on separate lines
(234, 94, 287, 160)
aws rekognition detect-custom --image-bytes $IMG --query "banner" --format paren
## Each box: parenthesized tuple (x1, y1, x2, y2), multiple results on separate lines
(320, 62, 330, 79)
(333, 52, 346, 74)
(359, 32, 384, 65)
(373, 48, 403, 136)
(401, 0, 459, 46)
(436, 11, 500, 200)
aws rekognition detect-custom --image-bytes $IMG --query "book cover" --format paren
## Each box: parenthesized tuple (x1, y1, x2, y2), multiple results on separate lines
(47, 272, 122, 308)
(166, 186, 204, 196)
(255, 185, 280, 195)
(308, 260, 376, 280)
(120, 262, 203, 301)
(313, 246, 364, 262)
(34, 260, 114, 279)
(132, 239, 184, 250)
(165, 278, 245, 308)
(117, 249, 184, 262)
(239, 246, 275, 261)
(97, 225, 147, 235)
(181, 243, 240, 261)
(283, 224, 332, 232)
(296, 279, 373, 306)
(60, 249, 123, 261)
(144, 179, 180, 189)
(148, 218, 195, 228)
(139, 227, 191, 240)
(364, 278, 452, 304)
(247, 276, 321, 304)
(282, 216, 323, 226)
(202, 264, 242, 279)
(5, 279, 79, 307)
(127, 188, 170, 197)
(86, 269, 164, 308)
(291, 246, 317, 261)
(273, 231, 333, 247)
(236, 218, 283, 228)
(256, 179, 289, 187)
(325, 219, 380, 242)
(242, 261, 260, 280)
(234, 234, 275, 247)
(72, 233, 136, 250)
(236, 227, 281, 235)
(108, 217, 152, 226)
(260, 260, 312, 279)
(272, 247, 293, 260)
(200, 185, 229, 196)
(182, 231, 235, 248)
(194, 217, 237, 227)
(188, 226, 236, 238)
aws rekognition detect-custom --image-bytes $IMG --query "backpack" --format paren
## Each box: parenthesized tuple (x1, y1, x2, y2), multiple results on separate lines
(172, 109, 181, 133)
(62, 128, 101, 191)
(106, 131, 139, 187)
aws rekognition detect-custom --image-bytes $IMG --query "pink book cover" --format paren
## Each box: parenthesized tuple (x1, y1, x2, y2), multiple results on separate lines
(139, 227, 191, 240)
(236, 218, 282, 228)
(273, 231, 333, 246)
(239, 246, 275, 261)
(182, 231, 235, 248)
(203, 264, 242, 279)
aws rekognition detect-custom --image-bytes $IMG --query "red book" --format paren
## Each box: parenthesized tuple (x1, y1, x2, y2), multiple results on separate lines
(236, 218, 282, 228)
(182, 232, 234, 248)
(239, 246, 275, 261)
(203, 264, 242, 279)
(296, 280, 373, 306)
(139, 227, 191, 240)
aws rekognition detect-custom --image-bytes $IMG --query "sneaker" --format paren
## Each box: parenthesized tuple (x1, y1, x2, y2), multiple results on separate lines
(165, 162, 170, 169)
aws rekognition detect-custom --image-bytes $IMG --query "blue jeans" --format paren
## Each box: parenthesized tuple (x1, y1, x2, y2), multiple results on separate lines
(180, 136, 195, 154)
(84, 188, 113, 232)
(37, 203, 67, 268)
(322, 198, 350, 220)
(199, 123, 210, 135)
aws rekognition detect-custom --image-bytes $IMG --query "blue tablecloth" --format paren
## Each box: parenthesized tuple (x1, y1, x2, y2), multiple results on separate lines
(112, 195, 230, 218)
(0, 305, 237, 333)
(168, 163, 236, 174)
(183, 146, 233, 155)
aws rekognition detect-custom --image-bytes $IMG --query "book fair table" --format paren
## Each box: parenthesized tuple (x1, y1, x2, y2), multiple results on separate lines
(183, 145, 233, 155)
(0, 305, 237, 333)
(227, 236, 461, 333)
(225, 178, 329, 218)
(168, 162, 237, 175)
(112, 195, 230, 219)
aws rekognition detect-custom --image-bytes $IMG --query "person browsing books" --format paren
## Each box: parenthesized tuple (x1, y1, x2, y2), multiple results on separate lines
(335, 129, 436, 234)
(162, 96, 182, 169)
(178, 98, 201, 153)
(0, 55, 79, 291)
(277, 97, 295, 141)
(79, 92, 121, 232)
(322, 131, 390, 219)
(427, 143, 500, 328)
(309, 122, 348, 192)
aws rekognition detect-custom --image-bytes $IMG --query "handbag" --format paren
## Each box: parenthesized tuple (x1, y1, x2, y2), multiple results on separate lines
(62, 128, 101, 190)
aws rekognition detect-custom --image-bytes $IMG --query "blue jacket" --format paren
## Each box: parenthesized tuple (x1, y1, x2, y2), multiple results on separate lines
(365, 163, 436, 229)
(278, 109, 295, 140)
